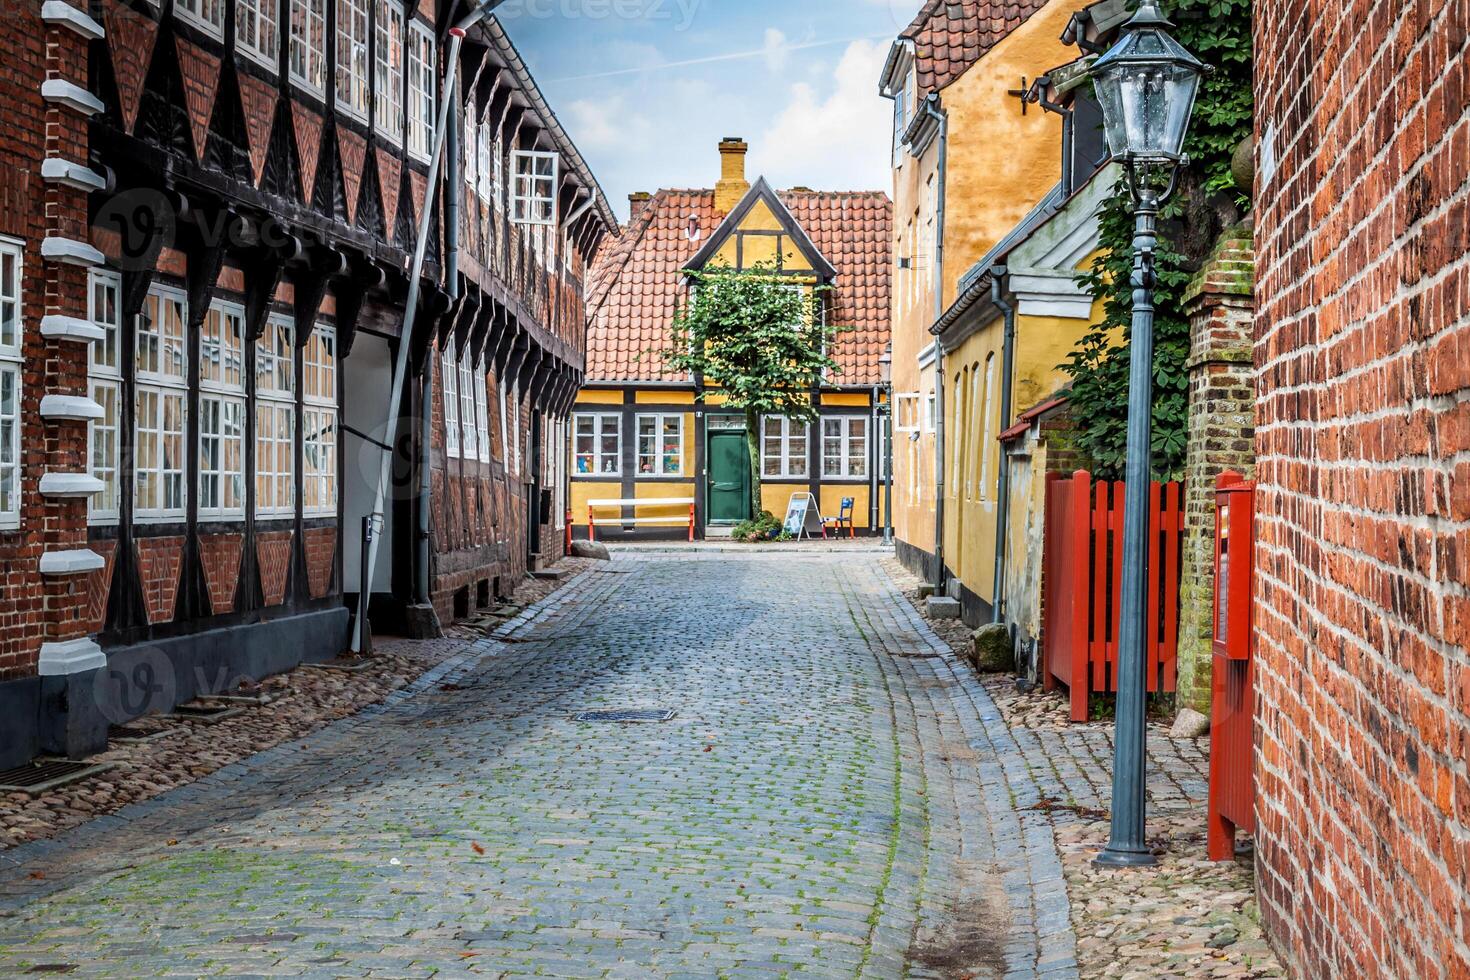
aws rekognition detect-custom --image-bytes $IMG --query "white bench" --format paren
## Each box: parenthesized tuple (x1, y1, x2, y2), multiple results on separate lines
(587, 498, 696, 542)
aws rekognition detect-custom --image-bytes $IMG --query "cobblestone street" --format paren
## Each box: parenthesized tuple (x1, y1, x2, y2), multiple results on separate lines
(0, 552, 1076, 979)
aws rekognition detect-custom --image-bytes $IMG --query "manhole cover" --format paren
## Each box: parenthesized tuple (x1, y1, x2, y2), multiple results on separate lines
(0, 760, 112, 796)
(573, 709, 676, 723)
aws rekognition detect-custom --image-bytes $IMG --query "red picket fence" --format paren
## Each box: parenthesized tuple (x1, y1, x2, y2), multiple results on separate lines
(1042, 470, 1183, 722)
(1208, 472, 1257, 860)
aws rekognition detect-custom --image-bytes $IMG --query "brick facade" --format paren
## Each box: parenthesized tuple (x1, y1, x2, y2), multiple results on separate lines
(1175, 227, 1255, 714)
(1254, 2, 1470, 975)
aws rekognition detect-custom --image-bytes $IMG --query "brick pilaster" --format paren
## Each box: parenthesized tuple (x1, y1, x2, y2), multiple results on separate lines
(1175, 224, 1255, 714)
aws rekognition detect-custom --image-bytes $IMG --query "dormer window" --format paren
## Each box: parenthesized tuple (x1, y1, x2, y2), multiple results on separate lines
(238, 0, 281, 70)
(289, 0, 327, 96)
(512, 151, 558, 227)
(177, 0, 225, 39)
(335, 0, 370, 121)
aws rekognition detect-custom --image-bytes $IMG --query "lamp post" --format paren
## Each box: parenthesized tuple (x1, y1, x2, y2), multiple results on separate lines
(1088, 0, 1205, 868)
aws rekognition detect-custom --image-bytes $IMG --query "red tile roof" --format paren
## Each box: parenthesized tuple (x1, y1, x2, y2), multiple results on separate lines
(901, 0, 1052, 95)
(587, 188, 892, 386)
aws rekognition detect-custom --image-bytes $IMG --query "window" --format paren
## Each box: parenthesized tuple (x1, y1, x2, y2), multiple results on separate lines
(553, 418, 566, 528)
(406, 21, 435, 161)
(177, 0, 226, 37)
(464, 111, 478, 189)
(892, 64, 910, 166)
(87, 270, 121, 525)
(238, 0, 280, 69)
(822, 416, 869, 479)
(458, 355, 479, 461)
(894, 393, 919, 433)
(303, 326, 337, 516)
(374, 0, 404, 142)
(762, 417, 808, 479)
(924, 391, 936, 432)
(289, 0, 327, 94)
(0, 239, 21, 530)
(478, 120, 499, 204)
(967, 363, 982, 500)
(980, 353, 997, 500)
(509, 384, 521, 474)
(573, 413, 619, 476)
(256, 316, 295, 517)
(512, 150, 558, 226)
(442, 341, 459, 457)
(636, 414, 683, 476)
(135, 287, 188, 521)
(473, 365, 489, 463)
(335, 0, 370, 121)
(199, 302, 246, 520)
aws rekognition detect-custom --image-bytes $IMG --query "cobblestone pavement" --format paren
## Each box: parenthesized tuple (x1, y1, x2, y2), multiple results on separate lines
(0, 551, 1077, 979)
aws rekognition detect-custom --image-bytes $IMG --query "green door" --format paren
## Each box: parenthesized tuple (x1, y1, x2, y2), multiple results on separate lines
(707, 431, 751, 523)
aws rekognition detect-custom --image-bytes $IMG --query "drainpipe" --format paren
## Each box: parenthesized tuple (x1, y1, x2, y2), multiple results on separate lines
(926, 98, 949, 592)
(990, 267, 1016, 625)
(354, 0, 504, 654)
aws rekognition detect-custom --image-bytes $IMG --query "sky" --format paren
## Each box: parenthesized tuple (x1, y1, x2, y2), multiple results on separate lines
(498, 0, 929, 221)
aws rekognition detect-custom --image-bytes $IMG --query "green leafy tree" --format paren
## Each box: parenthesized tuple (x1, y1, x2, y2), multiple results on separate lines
(1061, 0, 1254, 480)
(664, 265, 838, 519)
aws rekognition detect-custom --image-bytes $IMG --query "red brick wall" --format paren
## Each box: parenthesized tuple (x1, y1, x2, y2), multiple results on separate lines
(1253, 3, 1470, 976)
(199, 533, 243, 615)
(136, 537, 185, 626)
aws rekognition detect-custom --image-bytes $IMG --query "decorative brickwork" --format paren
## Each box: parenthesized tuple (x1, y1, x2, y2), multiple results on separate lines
(80, 540, 118, 636)
(135, 537, 185, 626)
(198, 533, 243, 616)
(103, 3, 156, 135)
(338, 129, 366, 223)
(291, 103, 323, 206)
(1254, 3, 1470, 975)
(1175, 226, 1255, 714)
(238, 73, 278, 185)
(304, 527, 336, 599)
(376, 149, 402, 237)
(256, 531, 293, 608)
(175, 38, 221, 165)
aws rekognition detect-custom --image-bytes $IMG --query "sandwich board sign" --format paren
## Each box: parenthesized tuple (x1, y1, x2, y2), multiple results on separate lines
(783, 492, 824, 539)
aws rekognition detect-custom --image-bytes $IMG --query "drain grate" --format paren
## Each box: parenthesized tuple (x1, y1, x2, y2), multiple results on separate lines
(574, 709, 676, 723)
(27, 966, 78, 975)
(108, 721, 176, 745)
(0, 760, 112, 797)
(167, 702, 245, 725)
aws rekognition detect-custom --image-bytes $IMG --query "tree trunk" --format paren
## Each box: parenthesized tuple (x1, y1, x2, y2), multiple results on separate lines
(745, 406, 762, 520)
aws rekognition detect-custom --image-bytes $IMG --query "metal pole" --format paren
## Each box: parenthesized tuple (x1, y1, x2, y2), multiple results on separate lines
(1097, 190, 1161, 867)
(883, 395, 893, 546)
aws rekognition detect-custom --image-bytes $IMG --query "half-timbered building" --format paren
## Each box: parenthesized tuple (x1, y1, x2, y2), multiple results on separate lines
(0, 0, 613, 767)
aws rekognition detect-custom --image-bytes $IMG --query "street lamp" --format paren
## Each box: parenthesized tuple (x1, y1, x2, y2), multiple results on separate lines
(1089, 0, 1205, 868)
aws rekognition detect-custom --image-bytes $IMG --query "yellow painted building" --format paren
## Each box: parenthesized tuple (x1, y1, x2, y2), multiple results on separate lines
(577, 140, 892, 540)
(881, 0, 1117, 622)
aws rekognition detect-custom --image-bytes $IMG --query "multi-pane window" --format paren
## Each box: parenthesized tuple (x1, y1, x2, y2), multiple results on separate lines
(177, 0, 226, 37)
(135, 287, 188, 521)
(573, 413, 619, 476)
(303, 327, 337, 516)
(464, 111, 478, 189)
(289, 0, 327, 95)
(406, 21, 435, 161)
(238, 0, 281, 69)
(442, 340, 459, 457)
(894, 393, 919, 432)
(335, 0, 370, 121)
(256, 316, 295, 517)
(374, 0, 405, 142)
(458, 355, 479, 461)
(478, 119, 499, 204)
(509, 384, 522, 474)
(473, 363, 490, 463)
(822, 416, 869, 479)
(512, 151, 558, 226)
(199, 302, 246, 520)
(762, 417, 808, 479)
(636, 414, 683, 477)
(87, 270, 121, 525)
(0, 240, 21, 529)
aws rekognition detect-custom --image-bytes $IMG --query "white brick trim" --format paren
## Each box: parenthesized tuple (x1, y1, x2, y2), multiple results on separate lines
(40, 314, 106, 344)
(41, 159, 107, 193)
(39, 548, 106, 575)
(40, 394, 105, 421)
(40, 79, 105, 117)
(39, 472, 105, 498)
(38, 637, 106, 676)
(41, 237, 106, 268)
(40, 2, 105, 40)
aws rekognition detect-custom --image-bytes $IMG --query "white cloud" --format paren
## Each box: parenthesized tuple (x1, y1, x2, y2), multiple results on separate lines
(748, 39, 893, 193)
(762, 28, 789, 73)
(565, 93, 654, 152)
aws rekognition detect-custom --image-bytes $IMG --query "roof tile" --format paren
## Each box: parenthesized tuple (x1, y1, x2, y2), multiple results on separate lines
(901, 0, 1050, 94)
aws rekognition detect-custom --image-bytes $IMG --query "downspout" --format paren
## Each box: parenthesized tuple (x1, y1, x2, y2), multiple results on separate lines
(990, 267, 1016, 625)
(926, 99, 948, 591)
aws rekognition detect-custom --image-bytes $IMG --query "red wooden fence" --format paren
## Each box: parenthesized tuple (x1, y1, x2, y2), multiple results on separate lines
(1042, 470, 1183, 722)
(1208, 471, 1257, 860)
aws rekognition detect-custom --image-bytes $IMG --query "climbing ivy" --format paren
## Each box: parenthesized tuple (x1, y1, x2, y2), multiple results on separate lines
(1061, 0, 1254, 480)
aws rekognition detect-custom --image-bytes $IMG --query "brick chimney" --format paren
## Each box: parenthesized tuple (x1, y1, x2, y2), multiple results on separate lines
(628, 191, 652, 220)
(714, 137, 750, 214)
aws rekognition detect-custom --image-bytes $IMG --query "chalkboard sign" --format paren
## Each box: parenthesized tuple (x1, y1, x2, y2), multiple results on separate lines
(783, 493, 824, 539)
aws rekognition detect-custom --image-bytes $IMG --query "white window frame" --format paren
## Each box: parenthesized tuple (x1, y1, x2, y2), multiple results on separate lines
(635, 413, 683, 477)
(510, 383, 522, 474)
(238, 0, 281, 71)
(374, 0, 405, 143)
(458, 355, 479, 462)
(761, 416, 808, 480)
(924, 391, 936, 433)
(980, 353, 998, 501)
(473, 365, 490, 464)
(822, 415, 869, 479)
(573, 412, 620, 477)
(553, 418, 567, 529)
(135, 286, 189, 523)
(176, 0, 226, 39)
(406, 20, 435, 162)
(442, 340, 460, 458)
(0, 238, 23, 531)
(255, 315, 296, 518)
(87, 269, 122, 526)
(511, 150, 558, 227)
(335, 0, 370, 122)
(303, 326, 337, 517)
(288, 0, 327, 96)
(894, 392, 920, 433)
(464, 110, 478, 190)
(199, 301, 247, 521)
(478, 119, 498, 204)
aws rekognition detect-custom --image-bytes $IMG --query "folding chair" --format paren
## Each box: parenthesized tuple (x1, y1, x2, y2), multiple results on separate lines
(823, 497, 856, 539)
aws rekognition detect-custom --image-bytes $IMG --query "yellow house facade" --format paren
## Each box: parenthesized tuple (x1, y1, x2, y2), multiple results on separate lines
(577, 140, 892, 540)
(882, 0, 1120, 623)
